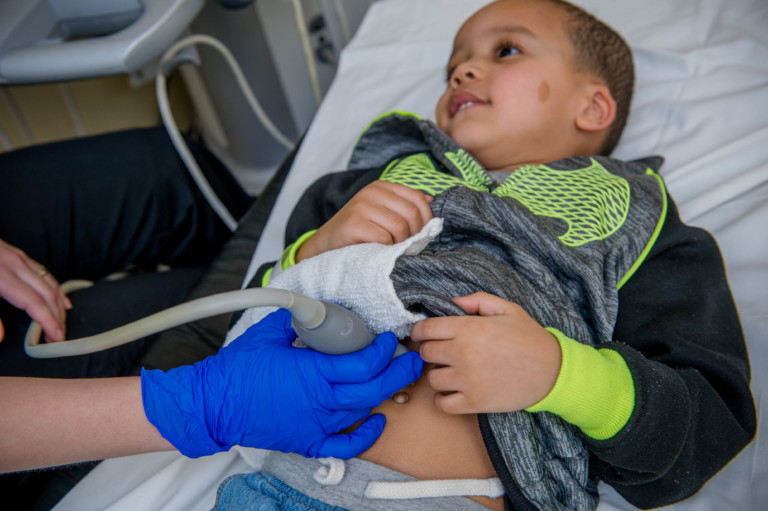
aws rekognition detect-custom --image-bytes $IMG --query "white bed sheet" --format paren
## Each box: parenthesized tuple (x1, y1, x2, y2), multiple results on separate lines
(55, 0, 768, 509)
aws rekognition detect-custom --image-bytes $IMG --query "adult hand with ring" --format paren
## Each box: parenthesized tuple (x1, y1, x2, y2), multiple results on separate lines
(0, 239, 72, 343)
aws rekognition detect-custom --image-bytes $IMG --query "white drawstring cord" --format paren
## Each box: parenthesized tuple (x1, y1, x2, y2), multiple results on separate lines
(310, 456, 504, 502)
(313, 457, 346, 485)
(364, 477, 504, 500)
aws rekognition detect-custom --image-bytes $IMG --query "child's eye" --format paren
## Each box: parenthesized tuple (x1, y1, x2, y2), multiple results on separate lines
(497, 43, 521, 58)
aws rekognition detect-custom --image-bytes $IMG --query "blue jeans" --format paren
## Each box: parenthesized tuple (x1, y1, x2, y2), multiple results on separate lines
(213, 472, 350, 511)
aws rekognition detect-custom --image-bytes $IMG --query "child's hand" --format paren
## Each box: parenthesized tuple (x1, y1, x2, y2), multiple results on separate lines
(296, 181, 432, 262)
(410, 292, 562, 414)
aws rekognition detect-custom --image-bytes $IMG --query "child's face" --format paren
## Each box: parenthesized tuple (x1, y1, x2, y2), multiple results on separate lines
(436, 0, 596, 171)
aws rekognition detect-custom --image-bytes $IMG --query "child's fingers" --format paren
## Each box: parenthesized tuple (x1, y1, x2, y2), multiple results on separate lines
(425, 364, 462, 393)
(377, 191, 432, 241)
(385, 182, 434, 226)
(367, 206, 420, 243)
(418, 338, 461, 366)
(381, 204, 426, 241)
(343, 193, 427, 245)
(434, 390, 470, 414)
(409, 315, 462, 343)
(324, 206, 400, 247)
(353, 218, 400, 245)
(412, 318, 479, 367)
(323, 181, 433, 250)
(452, 292, 522, 317)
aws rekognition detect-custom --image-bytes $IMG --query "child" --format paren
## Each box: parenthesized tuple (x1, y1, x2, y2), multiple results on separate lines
(226, 1, 756, 509)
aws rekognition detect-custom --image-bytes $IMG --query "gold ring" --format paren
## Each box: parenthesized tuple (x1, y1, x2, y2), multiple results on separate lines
(37, 266, 49, 278)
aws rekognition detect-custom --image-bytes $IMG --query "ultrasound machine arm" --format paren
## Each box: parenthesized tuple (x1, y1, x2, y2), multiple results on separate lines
(0, 0, 205, 84)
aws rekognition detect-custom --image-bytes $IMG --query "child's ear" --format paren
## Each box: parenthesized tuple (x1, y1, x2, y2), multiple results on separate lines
(575, 84, 616, 133)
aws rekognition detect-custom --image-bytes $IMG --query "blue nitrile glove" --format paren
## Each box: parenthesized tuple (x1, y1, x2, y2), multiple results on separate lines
(141, 308, 424, 459)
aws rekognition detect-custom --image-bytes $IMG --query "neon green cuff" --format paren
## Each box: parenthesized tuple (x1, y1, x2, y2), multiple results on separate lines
(262, 230, 318, 287)
(280, 230, 317, 270)
(260, 267, 273, 287)
(526, 328, 635, 440)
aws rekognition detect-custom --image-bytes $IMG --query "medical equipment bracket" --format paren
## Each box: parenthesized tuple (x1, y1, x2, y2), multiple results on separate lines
(0, 0, 205, 84)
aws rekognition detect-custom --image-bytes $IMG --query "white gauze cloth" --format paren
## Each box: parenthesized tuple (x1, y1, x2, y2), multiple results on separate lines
(225, 217, 442, 346)
(225, 218, 443, 468)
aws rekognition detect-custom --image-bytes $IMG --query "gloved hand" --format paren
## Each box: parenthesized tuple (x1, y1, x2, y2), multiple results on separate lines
(141, 308, 423, 459)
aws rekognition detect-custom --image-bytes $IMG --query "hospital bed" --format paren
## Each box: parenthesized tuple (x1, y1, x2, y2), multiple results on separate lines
(53, 0, 767, 509)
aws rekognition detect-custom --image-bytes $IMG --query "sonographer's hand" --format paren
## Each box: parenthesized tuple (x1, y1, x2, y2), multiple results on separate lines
(142, 308, 424, 459)
(0, 239, 71, 343)
(410, 292, 561, 414)
(296, 181, 433, 262)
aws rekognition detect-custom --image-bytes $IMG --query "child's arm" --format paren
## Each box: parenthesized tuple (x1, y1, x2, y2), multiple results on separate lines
(295, 180, 432, 263)
(588, 200, 756, 507)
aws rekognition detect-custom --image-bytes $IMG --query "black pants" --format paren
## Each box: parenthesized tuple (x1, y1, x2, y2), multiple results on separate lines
(0, 127, 252, 378)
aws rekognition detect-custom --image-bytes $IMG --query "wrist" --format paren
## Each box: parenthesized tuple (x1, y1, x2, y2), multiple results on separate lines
(141, 366, 223, 458)
(263, 230, 318, 286)
(525, 329, 635, 440)
(286, 230, 318, 266)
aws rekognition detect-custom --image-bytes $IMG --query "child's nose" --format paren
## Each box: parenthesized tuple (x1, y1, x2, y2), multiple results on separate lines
(451, 60, 483, 86)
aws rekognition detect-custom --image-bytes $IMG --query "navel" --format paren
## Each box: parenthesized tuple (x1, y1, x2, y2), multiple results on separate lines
(538, 81, 550, 102)
(391, 391, 410, 404)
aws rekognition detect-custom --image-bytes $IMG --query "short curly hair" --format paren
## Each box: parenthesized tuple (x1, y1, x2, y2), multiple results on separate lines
(544, 0, 635, 155)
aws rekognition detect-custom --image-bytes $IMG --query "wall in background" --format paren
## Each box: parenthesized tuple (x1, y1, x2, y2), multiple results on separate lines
(0, 72, 193, 153)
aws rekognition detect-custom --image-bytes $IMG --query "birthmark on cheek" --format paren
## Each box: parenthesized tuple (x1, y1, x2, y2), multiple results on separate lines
(538, 81, 550, 102)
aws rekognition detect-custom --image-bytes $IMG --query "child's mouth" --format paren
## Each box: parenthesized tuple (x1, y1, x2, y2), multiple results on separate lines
(450, 91, 485, 117)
